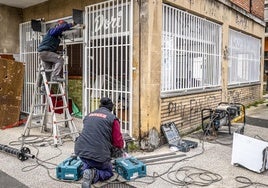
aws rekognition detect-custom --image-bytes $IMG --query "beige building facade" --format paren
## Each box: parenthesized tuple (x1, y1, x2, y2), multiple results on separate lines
(1, 0, 264, 140)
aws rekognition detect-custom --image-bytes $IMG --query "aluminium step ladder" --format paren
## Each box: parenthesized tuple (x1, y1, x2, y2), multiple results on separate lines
(23, 62, 79, 146)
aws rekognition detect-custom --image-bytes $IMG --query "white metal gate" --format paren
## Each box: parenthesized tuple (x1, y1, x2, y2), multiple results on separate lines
(84, 0, 133, 135)
(20, 18, 81, 114)
(20, 22, 43, 113)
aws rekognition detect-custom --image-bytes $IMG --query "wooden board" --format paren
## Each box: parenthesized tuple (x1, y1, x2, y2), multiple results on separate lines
(0, 58, 24, 129)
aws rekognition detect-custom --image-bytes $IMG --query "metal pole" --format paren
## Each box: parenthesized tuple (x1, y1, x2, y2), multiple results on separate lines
(266, 73, 268, 91)
(141, 154, 186, 164)
(136, 152, 176, 160)
(61, 36, 68, 127)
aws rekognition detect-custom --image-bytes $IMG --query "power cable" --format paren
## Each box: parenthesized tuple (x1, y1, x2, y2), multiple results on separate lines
(9, 135, 54, 147)
(166, 166, 222, 187)
(126, 124, 240, 188)
(128, 138, 222, 187)
(7, 136, 81, 185)
(235, 176, 268, 188)
(254, 135, 268, 142)
(21, 145, 61, 172)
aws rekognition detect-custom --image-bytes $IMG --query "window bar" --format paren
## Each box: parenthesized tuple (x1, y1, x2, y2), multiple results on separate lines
(186, 13, 189, 89)
(100, 3, 104, 99)
(89, 6, 94, 112)
(111, 1, 115, 104)
(175, 9, 178, 90)
(163, 7, 167, 91)
(190, 16, 194, 88)
(85, 6, 89, 114)
(208, 23, 211, 86)
(107, 1, 111, 102)
(181, 11, 185, 89)
(119, 0, 124, 125)
(179, 10, 182, 90)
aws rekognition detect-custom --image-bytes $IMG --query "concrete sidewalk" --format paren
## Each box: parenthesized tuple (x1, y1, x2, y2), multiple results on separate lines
(0, 98, 268, 188)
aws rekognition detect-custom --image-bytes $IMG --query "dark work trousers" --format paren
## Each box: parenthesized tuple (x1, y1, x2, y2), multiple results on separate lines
(38, 51, 64, 86)
(80, 157, 114, 184)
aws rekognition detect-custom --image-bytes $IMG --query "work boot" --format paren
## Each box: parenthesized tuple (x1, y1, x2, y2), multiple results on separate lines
(52, 76, 65, 82)
(81, 168, 95, 188)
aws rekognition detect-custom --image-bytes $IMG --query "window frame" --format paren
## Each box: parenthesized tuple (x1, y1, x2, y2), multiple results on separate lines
(161, 4, 222, 96)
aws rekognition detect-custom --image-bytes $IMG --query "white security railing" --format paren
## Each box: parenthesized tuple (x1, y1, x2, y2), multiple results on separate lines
(228, 29, 261, 85)
(162, 4, 221, 94)
(20, 18, 82, 114)
(84, 0, 133, 135)
(20, 22, 43, 113)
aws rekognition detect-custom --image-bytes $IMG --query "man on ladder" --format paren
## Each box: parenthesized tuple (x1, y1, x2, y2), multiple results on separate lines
(37, 19, 74, 91)
(23, 19, 79, 146)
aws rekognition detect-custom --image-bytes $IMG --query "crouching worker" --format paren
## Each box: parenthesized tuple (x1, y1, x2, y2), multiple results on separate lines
(74, 97, 124, 188)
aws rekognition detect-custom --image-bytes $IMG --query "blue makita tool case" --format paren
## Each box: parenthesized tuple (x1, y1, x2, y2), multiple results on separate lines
(56, 156, 83, 181)
(115, 157, 146, 180)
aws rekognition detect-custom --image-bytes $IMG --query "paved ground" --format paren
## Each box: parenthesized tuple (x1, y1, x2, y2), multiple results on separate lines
(0, 96, 268, 188)
(0, 170, 28, 188)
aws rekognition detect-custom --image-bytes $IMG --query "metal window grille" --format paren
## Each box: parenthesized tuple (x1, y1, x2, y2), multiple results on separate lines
(20, 18, 82, 114)
(20, 22, 43, 113)
(228, 29, 261, 85)
(161, 4, 221, 94)
(84, 0, 133, 135)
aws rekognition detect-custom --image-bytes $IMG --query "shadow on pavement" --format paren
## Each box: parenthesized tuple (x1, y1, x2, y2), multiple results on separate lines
(246, 116, 268, 128)
(0, 170, 28, 188)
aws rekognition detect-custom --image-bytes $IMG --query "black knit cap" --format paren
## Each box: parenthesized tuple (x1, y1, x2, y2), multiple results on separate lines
(99, 97, 114, 111)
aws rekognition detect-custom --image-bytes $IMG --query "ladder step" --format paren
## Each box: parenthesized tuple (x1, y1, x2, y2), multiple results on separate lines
(24, 61, 79, 146)
(56, 131, 79, 138)
(28, 123, 43, 128)
(53, 106, 68, 110)
(32, 114, 45, 118)
(54, 118, 73, 124)
(50, 93, 65, 97)
(34, 104, 47, 108)
(40, 69, 53, 73)
(36, 92, 46, 95)
(48, 81, 63, 84)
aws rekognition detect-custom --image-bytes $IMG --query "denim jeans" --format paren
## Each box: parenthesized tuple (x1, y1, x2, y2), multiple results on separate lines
(39, 51, 64, 80)
(80, 157, 114, 184)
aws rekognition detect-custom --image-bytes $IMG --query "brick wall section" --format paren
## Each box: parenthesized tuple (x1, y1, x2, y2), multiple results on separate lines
(227, 85, 261, 105)
(251, 0, 264, 20)
(161, 91, 222, 135)
(231, 0, 250, 12)
(160, 85, 261, 136)
(230, 0, 264, 19)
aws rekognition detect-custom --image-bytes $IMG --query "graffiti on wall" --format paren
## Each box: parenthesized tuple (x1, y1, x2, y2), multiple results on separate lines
(228, 87, 256, 103)
(203, 0, 220, 18)
(187, 0, 195, 5)
(235, 13, 248, 30)
(221, 6, 229, 22)
(166, 95, 217, 126)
